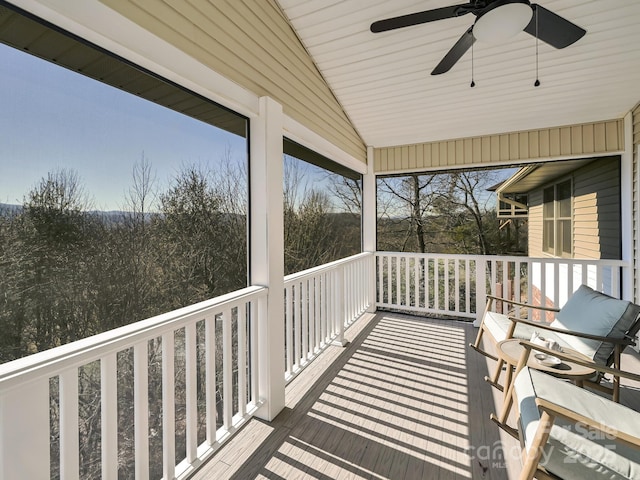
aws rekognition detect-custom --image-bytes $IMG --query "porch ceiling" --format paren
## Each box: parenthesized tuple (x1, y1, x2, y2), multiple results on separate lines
(277, 0, 640, 148)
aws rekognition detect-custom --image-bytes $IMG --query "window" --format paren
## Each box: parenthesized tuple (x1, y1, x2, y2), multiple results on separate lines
(283, 139, 362, 275)
(0, 4, 251, 478)
(543, 180, 572, 257)
(0, 2, 249, 361)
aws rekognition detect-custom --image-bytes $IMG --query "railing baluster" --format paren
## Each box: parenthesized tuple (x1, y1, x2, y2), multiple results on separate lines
(434, 259, 440, 311)
(387, 255, 392, 306)
(59, 368, 79, 480)
(205, 316, 216, 445)
(102, 352, 118, 480)
(392, 255, 398, 306)
(454, 259, 460, 314)
(514, 261, 522, 316)
(465, 259, 471, 314)
(222, 308, 233, 431)
(285, 285, 293, 375)
(320, 273, 326, 344)
(162, 332, 176, 480)
(314, 275, 321, 353)
(302, 279, 308, 362)
(567, 262, 574, 297)
(185, 322, 198, 463)
(309, 276, 316, 356)
(250, 301, 259, 407)
(404, 256, 410, 307)
(540, 260, 547, 309)
(554, 262, 560, 308)
(237, 303, 247, 417)
(294, 283, 301, 369)
(413, 257, 419, 309)
(134, 342, 149, 480)
(425, 258, 431, 309)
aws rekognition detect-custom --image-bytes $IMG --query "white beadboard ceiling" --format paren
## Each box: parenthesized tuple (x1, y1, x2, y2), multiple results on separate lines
(277, 0, 640, 149)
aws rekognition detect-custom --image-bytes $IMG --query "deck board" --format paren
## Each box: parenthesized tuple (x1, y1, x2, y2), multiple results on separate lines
(191, 311, 640, 480)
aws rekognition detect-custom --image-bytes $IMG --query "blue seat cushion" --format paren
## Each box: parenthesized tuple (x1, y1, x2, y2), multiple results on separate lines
(482, 311, 573, 351)
(515, 367, 640, 479)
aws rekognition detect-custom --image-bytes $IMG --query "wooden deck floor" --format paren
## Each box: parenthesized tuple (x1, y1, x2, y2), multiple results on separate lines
(192, 312, 524, 479)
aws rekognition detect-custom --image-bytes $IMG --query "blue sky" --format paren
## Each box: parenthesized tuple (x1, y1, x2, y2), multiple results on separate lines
(0, 43, 247, 211)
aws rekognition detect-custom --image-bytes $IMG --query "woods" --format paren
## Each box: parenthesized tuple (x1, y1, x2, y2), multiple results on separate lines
(0, 163, 246, 363)
(377, 169, 526, 256)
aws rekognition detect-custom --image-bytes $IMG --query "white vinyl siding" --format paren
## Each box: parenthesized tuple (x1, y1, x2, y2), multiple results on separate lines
(528, 190, 544, 257)
(529, 157, 621, 261)
(573, 158, 621, 260)
(374, 120, 625, 173)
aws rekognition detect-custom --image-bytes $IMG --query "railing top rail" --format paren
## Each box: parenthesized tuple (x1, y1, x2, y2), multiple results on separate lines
(374, 251, 628, 267)
(0, 285, 268, 391)
(284, 251, 373, 284)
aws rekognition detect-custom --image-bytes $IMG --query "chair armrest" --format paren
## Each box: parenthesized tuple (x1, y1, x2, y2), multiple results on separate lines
(508, 317, 635, 345)
(535, 396, 640, 450)
(486, 294, 560, 312)
(512, 342, 640, 449)
(518, 340, 640, 382)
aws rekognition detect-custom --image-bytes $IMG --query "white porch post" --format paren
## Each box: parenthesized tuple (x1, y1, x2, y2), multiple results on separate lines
(363, 146, 377, 312)
(0, 379, 50, 480)
(250, 96, 286, 421)
(622, 111, 634, 301)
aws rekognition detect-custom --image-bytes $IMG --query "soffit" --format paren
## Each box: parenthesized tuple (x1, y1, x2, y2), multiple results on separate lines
(497, 157, 599, 193)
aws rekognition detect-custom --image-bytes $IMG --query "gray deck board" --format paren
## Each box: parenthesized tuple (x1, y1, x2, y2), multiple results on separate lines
(191, 311, 640, 480)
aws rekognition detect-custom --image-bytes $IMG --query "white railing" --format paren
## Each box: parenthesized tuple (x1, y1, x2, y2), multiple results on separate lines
(0, 285, 267, 480)
(375, 252, 628, 321)
(283, 252, 374, 382)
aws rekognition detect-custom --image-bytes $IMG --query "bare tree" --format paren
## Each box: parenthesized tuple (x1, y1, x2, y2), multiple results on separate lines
(377, 174, 437, 253)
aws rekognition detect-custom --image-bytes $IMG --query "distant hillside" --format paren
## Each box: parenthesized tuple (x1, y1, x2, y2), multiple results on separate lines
(0, 203, 149, 222)
(0, 203, 22, 215)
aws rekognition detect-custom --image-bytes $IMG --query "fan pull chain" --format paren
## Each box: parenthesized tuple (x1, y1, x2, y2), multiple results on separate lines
(534, 6, 540, 87)
(470, 31, 476, 87)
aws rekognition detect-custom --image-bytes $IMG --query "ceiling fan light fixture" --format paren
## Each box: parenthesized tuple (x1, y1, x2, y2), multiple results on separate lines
(473, 1, 533, 44)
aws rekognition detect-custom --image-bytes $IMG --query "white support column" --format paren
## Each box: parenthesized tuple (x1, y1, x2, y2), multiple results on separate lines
(0, 379, 50, 480)
(622, 112, 634, 301)
(363, 146, 377, 312)
(250, 96, 286, 421)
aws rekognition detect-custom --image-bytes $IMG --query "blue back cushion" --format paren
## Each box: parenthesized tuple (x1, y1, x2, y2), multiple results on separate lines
(550, 285, 640, 364)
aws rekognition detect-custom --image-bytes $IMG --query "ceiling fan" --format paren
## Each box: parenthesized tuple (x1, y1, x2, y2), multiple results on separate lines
(370, 0, 586, 75)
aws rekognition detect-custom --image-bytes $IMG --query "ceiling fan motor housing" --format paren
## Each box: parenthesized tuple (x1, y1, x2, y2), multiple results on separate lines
(473, 0, 533, 43)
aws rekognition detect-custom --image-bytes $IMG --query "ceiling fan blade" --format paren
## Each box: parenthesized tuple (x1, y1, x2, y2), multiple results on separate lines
(524, 4, 586, 48)
(431, 27, 475, 75)
(371, 4, 472, 33)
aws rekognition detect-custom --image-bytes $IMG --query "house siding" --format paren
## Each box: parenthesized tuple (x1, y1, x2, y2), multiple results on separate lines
(528, 190, 544, 257)
(98, 0, 366, 163)
(527, 158, 620, 260)
(374, 120, 625, 173)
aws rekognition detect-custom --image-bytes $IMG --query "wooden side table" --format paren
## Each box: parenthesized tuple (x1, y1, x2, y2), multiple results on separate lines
(496, 338, 596, 402)
(491, 338, 596, 438)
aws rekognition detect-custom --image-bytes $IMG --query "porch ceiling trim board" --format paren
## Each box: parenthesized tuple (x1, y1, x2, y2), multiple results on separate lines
(374, 119, 625, 174)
